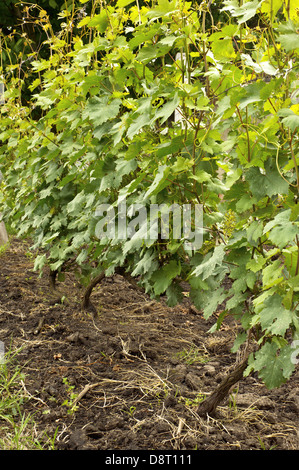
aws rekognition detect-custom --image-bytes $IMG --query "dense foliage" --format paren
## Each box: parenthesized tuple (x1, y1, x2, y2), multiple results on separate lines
(0, 0, 299, 394)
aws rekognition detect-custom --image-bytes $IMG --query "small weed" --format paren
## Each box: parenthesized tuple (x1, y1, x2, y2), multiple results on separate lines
(257, 436, 277, 451)
(24, 250, 34, 260)
(180, 393, 206, 408)
(62, 377, 79, 414)
(0, 346, 56, 449)
(0, 242, 9, 256)
(176, 346, 209, 365)
(228, 385, 239, 411)
(122, 405, 136, 417)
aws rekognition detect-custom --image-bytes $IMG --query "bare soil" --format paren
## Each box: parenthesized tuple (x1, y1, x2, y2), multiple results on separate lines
(0, 238, 298, 450)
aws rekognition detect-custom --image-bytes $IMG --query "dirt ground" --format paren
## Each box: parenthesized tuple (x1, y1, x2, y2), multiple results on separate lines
(0, 238, 298, 450)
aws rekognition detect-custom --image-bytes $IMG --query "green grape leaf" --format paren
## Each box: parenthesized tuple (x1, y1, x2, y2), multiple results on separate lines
(152, 92, 180, 125)
(221, 0, 263, 24)
(246, 255, 267, 273)
(152, 260, 181, 295)
(263, 210, 298, 249)
(246, 220, 263, 246)
(231, 331, 248, 353)
(246, 342, 295, 389)
(191, 246, 226, 280)
(131, 250, 159, 276)
(202, 286, 226, 319)
(166, 282, 183, 307)
(87, 11, 109, 33)
(144, 164, 170, 200)
(258, 294, 294, 336)
(246, 159, 290, 199)
(262, 260, 284, 289)
(66, 191, 86, 215)
(127, 112, 151, 140)
(278, 108, 299, 131)
(117, 0, 135, 6)
(83, 97, 121, 125)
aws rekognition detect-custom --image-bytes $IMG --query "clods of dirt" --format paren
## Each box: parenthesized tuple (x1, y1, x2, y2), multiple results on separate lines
(0, 238, 298, 450)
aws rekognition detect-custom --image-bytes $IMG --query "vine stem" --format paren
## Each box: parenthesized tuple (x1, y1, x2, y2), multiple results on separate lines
(197, 353, 250, 417)
(295, 235, 299, 277)
(289, 131, 299, 194)
(235, 105, 251, 163)
(29, 120, 59, 147)
(81, 271, 105, 310)
(276, 146, 298, 188)
(201, 6, 210, 98)
(81, 267, 144, 311)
